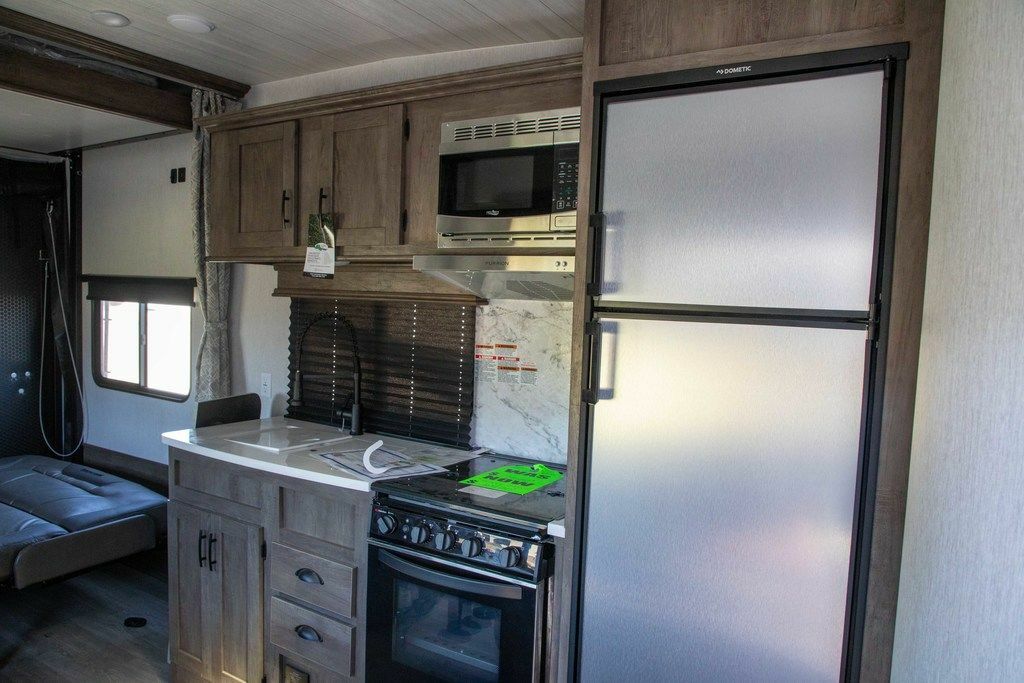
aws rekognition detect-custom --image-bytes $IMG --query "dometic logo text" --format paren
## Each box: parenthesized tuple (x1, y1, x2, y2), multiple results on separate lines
(716, 65, 752, 75)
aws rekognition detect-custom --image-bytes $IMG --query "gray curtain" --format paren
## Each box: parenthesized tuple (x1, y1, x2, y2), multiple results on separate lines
(191, 89, 239, 401)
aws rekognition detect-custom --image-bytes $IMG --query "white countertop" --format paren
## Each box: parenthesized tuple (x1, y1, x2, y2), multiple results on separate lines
(548, 519, 566, 539)
(162, 416, 476, 492)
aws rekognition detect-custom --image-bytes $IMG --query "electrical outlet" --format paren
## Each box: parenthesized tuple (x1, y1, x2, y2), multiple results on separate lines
(260, 372, 272, 399)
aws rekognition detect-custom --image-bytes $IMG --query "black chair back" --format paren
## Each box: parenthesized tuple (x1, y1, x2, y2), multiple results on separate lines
(195, 393, 261, 429)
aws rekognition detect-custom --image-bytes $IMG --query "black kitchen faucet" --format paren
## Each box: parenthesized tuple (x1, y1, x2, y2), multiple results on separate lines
(289, 311, 363, 435)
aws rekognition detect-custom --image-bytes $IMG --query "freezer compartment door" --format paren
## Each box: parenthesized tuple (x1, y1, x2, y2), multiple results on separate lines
(599, 69, 884, 312)
(579, 318, 868, 682)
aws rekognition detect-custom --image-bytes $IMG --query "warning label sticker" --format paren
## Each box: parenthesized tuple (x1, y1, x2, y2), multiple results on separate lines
(475, 342, 539, 385)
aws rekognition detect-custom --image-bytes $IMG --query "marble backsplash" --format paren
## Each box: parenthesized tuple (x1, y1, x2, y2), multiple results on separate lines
(471, 300, 572, 464)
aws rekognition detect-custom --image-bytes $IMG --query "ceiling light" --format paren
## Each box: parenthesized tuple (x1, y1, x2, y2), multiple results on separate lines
(167, 14, 215, 34)
(90, 10, 130, 27)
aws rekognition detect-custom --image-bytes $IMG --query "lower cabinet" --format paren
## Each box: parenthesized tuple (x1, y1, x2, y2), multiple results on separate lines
(168, 447, 370, 683)
(169, 501, 264, 683)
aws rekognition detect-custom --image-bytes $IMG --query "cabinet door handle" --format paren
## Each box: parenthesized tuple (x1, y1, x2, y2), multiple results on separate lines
(295, 567, 324, 585)
(317, 187, 327, 215)
(281, 190, 291, 226)
(207, 533, 217, 572)
(294, 625, 323, 643)
(198, 531, 207, 568)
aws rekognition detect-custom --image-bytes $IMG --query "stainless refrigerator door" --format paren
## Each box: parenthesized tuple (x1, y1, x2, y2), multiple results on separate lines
(599, 69, 884, 311)
(579, 318, 867, 682)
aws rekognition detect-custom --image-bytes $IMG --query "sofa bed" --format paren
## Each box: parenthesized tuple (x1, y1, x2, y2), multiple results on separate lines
(0, 455, 166, 589)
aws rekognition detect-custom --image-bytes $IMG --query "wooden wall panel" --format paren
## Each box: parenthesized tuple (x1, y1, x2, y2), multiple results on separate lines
(599, 0, 905, 65)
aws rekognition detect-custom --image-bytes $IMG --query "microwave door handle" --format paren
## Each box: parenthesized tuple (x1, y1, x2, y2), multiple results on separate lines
(378, 549, 523, 600)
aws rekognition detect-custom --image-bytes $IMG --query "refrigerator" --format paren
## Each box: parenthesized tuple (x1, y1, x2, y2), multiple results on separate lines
(575, 46, 904, 682)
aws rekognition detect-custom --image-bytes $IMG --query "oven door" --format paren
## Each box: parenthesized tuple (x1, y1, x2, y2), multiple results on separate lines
(366, 542, 543, 683)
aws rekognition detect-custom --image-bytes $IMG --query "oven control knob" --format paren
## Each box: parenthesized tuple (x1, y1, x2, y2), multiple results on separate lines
(460, 537, 483, 558)
(497, 547, 522, 568)
(409, 524, 430, 545)
(375, 513, 397, 535)
(433, 530, 456, 551)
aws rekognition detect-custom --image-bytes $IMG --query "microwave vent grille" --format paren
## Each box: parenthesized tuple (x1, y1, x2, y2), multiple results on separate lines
(452, 113, 581, 141)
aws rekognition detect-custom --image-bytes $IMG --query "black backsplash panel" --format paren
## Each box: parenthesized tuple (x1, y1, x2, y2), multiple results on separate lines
(287, 299, 475, 448)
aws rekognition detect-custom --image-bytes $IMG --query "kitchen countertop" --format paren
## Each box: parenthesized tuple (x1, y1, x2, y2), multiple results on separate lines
(162, 416, 477, 492)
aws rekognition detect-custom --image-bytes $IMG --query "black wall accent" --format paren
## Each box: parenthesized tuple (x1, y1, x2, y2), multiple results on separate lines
(287, 299, 476, 448)
(0, 157, 69, 458)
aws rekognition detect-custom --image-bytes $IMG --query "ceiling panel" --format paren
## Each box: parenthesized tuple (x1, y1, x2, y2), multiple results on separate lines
(0, 0, 584, 86)
(0, 89, 173, 153)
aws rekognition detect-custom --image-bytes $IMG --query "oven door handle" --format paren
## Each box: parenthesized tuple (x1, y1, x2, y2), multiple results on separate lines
(378, 549, 523, 600)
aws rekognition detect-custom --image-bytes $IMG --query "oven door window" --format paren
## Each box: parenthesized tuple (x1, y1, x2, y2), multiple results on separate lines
(367, 547, 540, 683)
(394, 578, 502, 682)
(438, 147, 554, 218)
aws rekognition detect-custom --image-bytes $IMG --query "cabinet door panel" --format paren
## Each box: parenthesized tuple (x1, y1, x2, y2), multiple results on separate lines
(209, 121, 297, 258)
(209, 514, 264, 683)
(329, 105, 404, 247)
(168, 502, 214, 681)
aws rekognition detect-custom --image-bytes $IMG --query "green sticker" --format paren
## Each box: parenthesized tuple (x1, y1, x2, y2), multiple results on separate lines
(460, 463, 563, 495)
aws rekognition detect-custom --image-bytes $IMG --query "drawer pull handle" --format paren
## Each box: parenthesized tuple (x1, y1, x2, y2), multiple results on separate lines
(295, 624, 323, 643)
(296, 567, 324, 585)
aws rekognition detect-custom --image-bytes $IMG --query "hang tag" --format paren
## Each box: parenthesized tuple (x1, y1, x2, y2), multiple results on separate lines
(303, 213, 335, 279)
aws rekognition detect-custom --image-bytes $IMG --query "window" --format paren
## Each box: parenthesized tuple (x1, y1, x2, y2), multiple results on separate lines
(87, 276, 196, 401)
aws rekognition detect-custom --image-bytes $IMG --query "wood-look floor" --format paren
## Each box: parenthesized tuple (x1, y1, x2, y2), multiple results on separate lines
(0, 547, 169, 682)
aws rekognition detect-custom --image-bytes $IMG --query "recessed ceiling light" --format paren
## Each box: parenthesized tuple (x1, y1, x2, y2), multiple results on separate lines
(90, 10, 130, 27)
(167, 14, 215, 34)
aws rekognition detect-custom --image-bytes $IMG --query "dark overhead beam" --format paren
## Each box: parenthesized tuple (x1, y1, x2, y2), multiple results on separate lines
(0, 7, 250, 99)
(0, 47, 193, 130)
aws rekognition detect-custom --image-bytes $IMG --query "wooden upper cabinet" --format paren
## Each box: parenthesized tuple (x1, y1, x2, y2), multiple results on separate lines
(209, 121, 298, 259)
(403, 79, 581, 248)
(300, 104, 405, 249)
(597, 0, 906, 67)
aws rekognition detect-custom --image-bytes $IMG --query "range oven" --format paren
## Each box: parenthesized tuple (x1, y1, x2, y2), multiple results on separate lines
(366, 497, 549, 682)
(436, 107, 580, 248)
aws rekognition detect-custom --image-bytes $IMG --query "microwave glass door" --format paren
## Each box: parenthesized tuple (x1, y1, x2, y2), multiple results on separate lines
(438, 146, 554, 218)
(366, 546, 541, 683)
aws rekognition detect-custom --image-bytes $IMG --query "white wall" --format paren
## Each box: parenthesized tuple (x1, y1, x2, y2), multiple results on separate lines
(82, 133, 200, 463)
(892, 3, 1024, 679)
(230, 264, 291, 417)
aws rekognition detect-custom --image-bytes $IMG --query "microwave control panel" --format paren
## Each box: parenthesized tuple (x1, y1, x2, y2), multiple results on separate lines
(553, 144, 580, 213)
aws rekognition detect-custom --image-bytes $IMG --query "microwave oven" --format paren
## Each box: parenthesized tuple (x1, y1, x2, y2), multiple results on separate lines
(436, 107, 580, 248)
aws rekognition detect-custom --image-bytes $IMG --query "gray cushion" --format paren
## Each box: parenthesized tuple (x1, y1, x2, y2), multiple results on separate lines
(0, 455, 166, 534)
(0, 501, 65, 583)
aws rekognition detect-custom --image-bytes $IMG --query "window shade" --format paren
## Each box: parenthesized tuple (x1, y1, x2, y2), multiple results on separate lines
(85, 275, 196, 306)
(287, 298, 476, 448)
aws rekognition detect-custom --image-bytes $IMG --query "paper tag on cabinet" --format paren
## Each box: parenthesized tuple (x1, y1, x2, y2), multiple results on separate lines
(303, 213, 336, 279)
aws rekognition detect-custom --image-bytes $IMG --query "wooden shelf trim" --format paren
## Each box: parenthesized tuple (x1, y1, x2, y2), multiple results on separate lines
(198, 54, 583, 132)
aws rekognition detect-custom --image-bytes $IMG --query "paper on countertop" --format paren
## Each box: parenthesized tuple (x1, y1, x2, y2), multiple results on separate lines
(313, 444, 447, 481)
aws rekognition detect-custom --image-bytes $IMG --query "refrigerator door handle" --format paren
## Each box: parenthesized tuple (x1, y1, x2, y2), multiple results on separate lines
(583, 321, 603, 404)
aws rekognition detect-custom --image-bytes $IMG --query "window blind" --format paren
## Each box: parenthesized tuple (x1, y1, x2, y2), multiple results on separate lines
(286, 298, 475, 448)
(84, 275, 196, 306)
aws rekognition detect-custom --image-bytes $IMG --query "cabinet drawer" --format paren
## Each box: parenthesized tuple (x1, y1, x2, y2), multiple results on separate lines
(271, 542, 356, 619)
(171, 450, 262, 521)
(270, 596, 354, 676)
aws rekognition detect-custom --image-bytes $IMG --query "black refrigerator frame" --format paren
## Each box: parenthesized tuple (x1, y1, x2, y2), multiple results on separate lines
(569, 43, 908, 682)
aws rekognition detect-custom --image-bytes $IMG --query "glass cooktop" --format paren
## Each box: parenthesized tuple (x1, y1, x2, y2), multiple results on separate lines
(372, 455, 566, 529)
